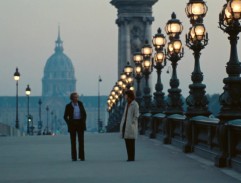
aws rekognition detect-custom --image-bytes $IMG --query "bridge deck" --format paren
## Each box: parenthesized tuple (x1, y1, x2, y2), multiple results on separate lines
(0, 133, 240, 183)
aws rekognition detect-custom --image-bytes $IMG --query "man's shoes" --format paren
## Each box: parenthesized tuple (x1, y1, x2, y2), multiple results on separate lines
(72, 159, 77, 161)
(126, 159, 134, 162)
(79, 158, 85, 161)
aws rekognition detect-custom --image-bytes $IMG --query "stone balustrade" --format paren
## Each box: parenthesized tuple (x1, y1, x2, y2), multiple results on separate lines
(0, 123, 21, 136)
(140, 114, 241, 173)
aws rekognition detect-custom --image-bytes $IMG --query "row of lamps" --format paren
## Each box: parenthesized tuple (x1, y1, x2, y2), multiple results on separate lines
(107, 0, 241, 130)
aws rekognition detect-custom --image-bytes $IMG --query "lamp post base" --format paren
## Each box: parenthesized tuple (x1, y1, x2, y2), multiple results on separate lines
(215, 155, 227, 168)
(183, 144, 193, 153)
(218, 110, 241, 122)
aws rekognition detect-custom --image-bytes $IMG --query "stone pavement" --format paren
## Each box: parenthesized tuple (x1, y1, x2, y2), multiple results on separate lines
(0, 133, 241, 183)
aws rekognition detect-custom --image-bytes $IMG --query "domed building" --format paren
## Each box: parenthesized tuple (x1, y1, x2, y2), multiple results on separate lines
(42, 30, 76, 97)
(0, 29, 108, 135)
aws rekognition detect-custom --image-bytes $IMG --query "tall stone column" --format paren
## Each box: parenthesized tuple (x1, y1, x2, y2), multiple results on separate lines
(143, 17, 154, 42)
(111, 0, 158, 76)
(116, 17, 131, 74)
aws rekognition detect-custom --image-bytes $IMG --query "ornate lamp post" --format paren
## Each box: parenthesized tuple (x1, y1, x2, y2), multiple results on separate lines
(136, 40, 153, 135)
(185, 0, 210, 117)
(134, 66, 143, 105)
(141, 40, 153, 112)
(214, 0, 241, 167)
(38, 98, 42, 135)
(118, 79, 126, 92)
(107, 84, 119, 132)
(110, 90, 119, 131)
(113, 83, 122, 123)
(46, 105, 49, 135)
(25, 84, 31, 135)
(107, 99, 113, 132)
(133, 50, 143, 106)
(152, 28, 167, 112)
(165, 13, 184, 115)
(123, 62, 134, 90)
(120, 71, 134, 92)
(117, 79, 126, 114)
(14, 68, 20, 129)
(124, 61, 134, 76)
(219, 0, 241, 121)
(126, 76, 134, 90)
(98, 75, 102, 133)
(54, 114, 57, 133)
(120, 72, 127, 88)
(51, 111, 54, 133)
(114, 84, 121, 98)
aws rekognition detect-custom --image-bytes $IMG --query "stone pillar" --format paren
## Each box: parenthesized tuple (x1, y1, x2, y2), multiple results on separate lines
(116, 17, 131, 74)
(143, 17, 154, 42)
(111, 0, 158, 76)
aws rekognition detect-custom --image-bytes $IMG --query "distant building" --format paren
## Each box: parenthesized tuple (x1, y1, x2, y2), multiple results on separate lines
(42, 29, 76, 97)
(0, 30, 107, 134)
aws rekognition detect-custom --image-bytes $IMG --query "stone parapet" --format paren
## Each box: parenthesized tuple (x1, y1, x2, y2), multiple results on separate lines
(0, 123, 21, 136)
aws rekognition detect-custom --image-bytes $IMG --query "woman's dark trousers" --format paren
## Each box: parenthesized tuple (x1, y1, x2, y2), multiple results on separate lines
(125, 139, 135, 161)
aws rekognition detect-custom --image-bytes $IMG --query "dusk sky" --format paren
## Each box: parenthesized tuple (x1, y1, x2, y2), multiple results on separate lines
(0, 0, 239, 97)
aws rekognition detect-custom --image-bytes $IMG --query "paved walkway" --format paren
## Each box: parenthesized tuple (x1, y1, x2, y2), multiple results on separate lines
(0, 133, 241, 183)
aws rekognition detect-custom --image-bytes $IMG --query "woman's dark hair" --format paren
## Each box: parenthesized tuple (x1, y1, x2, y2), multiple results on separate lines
(125, 90, 135, 100)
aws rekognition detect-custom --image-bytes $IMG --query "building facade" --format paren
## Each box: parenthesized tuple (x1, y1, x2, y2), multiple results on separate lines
(0, 31, 107, 134)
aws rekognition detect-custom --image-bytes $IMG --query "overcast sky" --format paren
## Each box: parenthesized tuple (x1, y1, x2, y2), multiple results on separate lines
(0, 0, 238, 97)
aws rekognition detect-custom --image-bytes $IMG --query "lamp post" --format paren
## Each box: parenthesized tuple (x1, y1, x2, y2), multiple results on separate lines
(25, 84, 31, 135)
(214, 0, 241, 167)
(14, 68, 20, 129)
(123, 62, 134, 90)
(124, 61, 134, 76)
(134, 65, 143, 106)
(119, 72, 128, 117)
(38, 98, 42, 135)
(141, 40, 153, 112)
(218, 0, 241, 121)
(46, 105, 49, 135)
(133, 50, 143, 106)
(54, 114, 57, 134)
(98, 75, 102, 132)
(120, 72, 127, 88)
(51, 111, 54, 133)
(165, 12, 184, 115)
(134, 66, 143, 105)
(107, 96, 113, 130)
(109, 90, 119, 131)
(137, 40, 153, 135)
(113, 83, 123, 124)
(185, 0, 210, 117)
(152, 28, 167, 112)
(117, 79, 126, 115)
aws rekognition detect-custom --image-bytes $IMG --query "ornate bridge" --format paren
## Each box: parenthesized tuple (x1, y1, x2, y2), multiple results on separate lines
(106, 0, 241, 173)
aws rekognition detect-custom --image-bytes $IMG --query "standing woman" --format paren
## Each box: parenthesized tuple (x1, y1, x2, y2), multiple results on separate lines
(120, 90, 139, 161)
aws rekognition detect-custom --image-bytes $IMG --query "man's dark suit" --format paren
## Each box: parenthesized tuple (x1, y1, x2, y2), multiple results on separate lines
(64, 101, 87, 161)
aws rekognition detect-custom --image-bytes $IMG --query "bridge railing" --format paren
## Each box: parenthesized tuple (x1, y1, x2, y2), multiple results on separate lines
(189, 116, 220, 160)
(0, 123, 21, 136)
(226, 120, 241, 171)
(141, 115, 241, 173)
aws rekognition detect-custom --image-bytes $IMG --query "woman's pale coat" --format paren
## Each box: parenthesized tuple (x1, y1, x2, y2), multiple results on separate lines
(120, 100, 139, 139)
